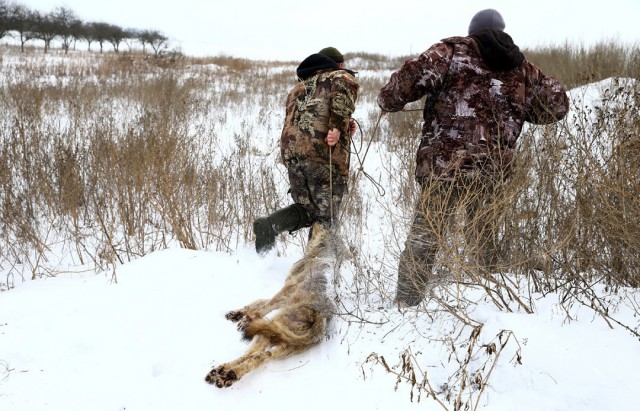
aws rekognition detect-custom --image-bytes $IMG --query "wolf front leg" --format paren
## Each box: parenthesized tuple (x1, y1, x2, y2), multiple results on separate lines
(205, 336, 272, 388)
(225, 294, 288, 323)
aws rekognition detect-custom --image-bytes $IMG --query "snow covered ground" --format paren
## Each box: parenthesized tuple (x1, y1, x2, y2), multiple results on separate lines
(1, 242, 639, 410)
(1, 48, 639, 409)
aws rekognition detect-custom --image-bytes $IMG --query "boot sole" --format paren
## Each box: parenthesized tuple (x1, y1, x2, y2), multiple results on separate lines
(253, 218, 276, 254)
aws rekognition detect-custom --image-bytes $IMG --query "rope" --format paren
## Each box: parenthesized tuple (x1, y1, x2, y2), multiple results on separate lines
(351, 113, 386, 195)
(329, 107, 416, 228)
(329, 145, 333, 226)
(330, 111, 386, 228)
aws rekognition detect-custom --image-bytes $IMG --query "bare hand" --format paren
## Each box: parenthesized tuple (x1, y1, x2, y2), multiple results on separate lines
(349, 119, 357, 137)
(325, 128, 341, 146)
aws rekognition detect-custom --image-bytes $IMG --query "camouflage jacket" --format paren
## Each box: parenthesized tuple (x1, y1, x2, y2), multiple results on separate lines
(377, 29, 569, 181)
(281, 54, 359, 178)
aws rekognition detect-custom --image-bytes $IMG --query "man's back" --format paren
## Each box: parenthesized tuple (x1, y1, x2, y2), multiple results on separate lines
(378, 30, 569, 181)
(281, 64, 358, 178)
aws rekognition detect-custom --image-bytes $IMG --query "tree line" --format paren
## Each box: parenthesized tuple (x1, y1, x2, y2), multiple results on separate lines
(0, 0, 171, 56)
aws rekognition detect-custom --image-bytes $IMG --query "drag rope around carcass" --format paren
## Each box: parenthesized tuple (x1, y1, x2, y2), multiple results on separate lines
(329, 111, 387, 229)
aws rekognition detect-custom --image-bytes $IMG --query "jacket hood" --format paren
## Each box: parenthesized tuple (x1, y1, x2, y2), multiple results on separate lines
(296, 53, 355, 80)
(469, 29, 525, 71)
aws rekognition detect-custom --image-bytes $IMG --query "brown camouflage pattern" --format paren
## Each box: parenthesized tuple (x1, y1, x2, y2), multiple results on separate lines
(377, 36, 569, 182)
(281, 69, 359, 179)
(280, 68, 358, 225)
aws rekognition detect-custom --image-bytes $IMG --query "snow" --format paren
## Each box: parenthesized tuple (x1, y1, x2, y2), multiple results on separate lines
(0, 248, 398, 410)
(2, 243, 639, 410)
(1, 50, 639, 409)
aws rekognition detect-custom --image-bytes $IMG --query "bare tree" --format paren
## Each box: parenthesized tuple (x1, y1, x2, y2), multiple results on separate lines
(7, 3, 37, 52)
(137, 29, 150, 53)
(3, 3, 174, 56)
(87, 22, 111, 53)
(123, 28, 140, 52)
(105, 23, 126, 53)
(77, 22, 95, 51)
(0, 0, 9, 40)
(51, 6, 80, 54)
(149, 30, 169, 57)
(138, 29, 170, 57)
(31, 10, 58, 53)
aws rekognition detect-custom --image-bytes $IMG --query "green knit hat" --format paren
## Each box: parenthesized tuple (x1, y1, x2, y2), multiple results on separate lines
(318, 46, 344, 63)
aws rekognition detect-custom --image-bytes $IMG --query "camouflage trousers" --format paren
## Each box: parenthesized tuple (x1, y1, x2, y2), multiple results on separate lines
(396, 178, 502, 306)
(286, 157, 348, 227)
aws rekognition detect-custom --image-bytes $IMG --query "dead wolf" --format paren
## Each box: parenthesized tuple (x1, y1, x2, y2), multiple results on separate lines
(205, 223, 340, 388)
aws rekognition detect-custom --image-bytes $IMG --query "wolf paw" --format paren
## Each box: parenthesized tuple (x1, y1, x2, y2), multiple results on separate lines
(204, 365, 238, 388)
(237, 318, 250, 334)
(236, 314, 256, 333)
(225, 310, 245, 322)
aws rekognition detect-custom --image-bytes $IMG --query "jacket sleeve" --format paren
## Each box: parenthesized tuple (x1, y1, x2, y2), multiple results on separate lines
(377, 42, 452, 112)
(329, 72, 359, 133)
(523, 61, 570, 124)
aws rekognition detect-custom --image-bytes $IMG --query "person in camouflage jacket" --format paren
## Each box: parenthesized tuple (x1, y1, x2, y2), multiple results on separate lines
(253, 50, 359, 254)
(377, 9, 570, 306)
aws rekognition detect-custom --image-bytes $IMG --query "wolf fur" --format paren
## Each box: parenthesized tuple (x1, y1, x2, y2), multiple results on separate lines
(205, 222, 340, 388)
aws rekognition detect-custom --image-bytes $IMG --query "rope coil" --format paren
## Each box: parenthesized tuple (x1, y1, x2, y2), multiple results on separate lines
(329, 111, 386, 229)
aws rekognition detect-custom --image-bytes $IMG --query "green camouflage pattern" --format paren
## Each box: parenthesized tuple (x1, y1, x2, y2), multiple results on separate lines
(286, 158, 348, 225)
(281, 69, 359, 179)
(280, 67, 358, 226)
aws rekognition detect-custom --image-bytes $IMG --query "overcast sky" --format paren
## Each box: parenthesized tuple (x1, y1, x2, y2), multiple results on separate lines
(15, 0, 640, 60)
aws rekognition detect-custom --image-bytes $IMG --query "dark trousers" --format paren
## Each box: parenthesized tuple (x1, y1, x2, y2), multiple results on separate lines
(396, 179, 501, 306)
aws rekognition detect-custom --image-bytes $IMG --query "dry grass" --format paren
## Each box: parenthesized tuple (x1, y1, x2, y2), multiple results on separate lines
(523, 40, 640, 89)
(1, 41, 639, 408)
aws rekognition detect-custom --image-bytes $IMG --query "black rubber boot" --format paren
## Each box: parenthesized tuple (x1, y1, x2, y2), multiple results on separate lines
(395, 242, 438, 307)
(253, 217, 277, 255)
(253, 204, 311, 255)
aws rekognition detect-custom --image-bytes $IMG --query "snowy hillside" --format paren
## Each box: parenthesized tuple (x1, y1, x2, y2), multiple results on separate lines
(1, 236, 639, 410)
(1, 48, 639, 410)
